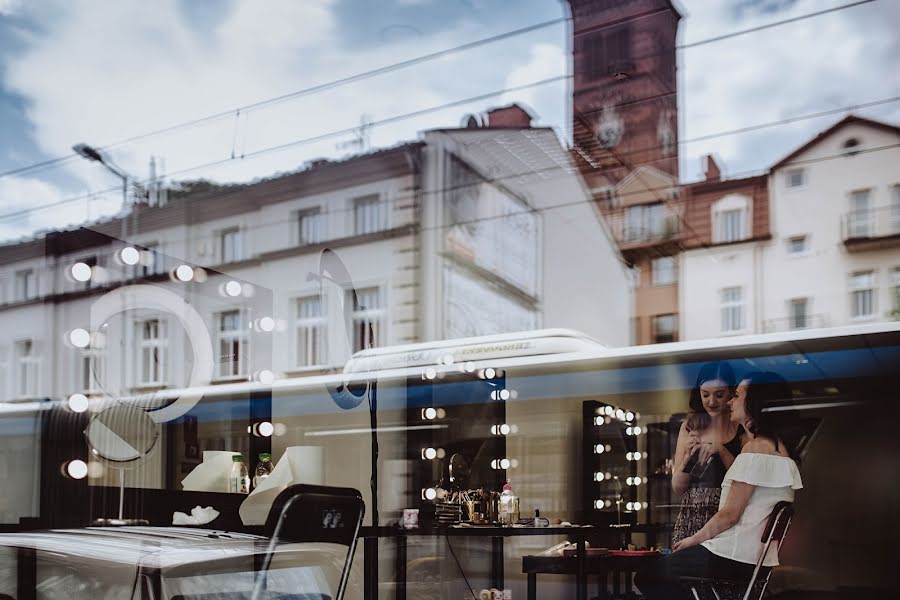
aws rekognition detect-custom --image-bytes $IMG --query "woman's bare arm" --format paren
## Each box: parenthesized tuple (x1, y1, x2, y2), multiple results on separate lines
(672, 420, 698, 496)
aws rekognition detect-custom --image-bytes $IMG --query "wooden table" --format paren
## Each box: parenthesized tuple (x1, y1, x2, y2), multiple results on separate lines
(360, 525, 616, 600)
(522, 552, 660, 600)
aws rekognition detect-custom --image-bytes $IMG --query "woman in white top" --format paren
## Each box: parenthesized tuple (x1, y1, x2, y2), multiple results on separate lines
(635, 371, 803, 600)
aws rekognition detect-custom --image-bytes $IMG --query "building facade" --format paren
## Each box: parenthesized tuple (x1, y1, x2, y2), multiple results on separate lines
(680, 116, 900, 340)
(0, 107, 631, 405)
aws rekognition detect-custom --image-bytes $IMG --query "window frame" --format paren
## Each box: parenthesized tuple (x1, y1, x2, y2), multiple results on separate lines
(651, 314, 677, 344)
(353, 194, 386, 236)
(135, 318, 167, 387)
(848, 270, 876, 320)
(294, 295, 327, 369)
(14, 339, 39, 399)
(720, 286, 745, 334)
(348, 286, 385, 353)
(711, 194, 751, 244)
(297, 207, 324, 246)
(80, 347, 106, 395)
(786, 235, 809, 256)
(785, 168, 806, 189)
(215, 309, 249, 379)
(15, 269, 36, 302)
(847, 189, 873, 238)
(220, 227, 243, 264)
(651, 256, 677, 287)
(788, 298, 809, 330)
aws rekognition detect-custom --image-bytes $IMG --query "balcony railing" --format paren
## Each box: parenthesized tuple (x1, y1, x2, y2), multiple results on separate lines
(762, 314, 829, 333)
(842, 206, 900, 250)
(607, 213, 681, 248)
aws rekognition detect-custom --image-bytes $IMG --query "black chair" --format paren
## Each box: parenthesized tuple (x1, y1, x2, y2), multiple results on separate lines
(684, 501, 794, 600)
(251, 484, 365, 600)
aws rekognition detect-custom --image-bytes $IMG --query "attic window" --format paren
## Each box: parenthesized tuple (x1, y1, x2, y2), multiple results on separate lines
(842, 137, 861, 156)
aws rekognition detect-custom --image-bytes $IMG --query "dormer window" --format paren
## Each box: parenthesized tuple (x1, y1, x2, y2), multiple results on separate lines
(712, 194, 751, 244)
(842, 137, 861, 156)
(785, 168, 805, 189)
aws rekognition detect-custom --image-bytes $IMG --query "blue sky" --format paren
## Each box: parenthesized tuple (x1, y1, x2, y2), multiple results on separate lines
(0, 0, 898, 242)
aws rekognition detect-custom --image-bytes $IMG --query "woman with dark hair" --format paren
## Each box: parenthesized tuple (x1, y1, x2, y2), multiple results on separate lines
(635, 371, 803, 600)
(671, 361, 746, 544)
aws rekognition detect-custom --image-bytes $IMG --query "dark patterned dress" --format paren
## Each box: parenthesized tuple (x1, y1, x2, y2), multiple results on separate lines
(672, 428, 744, 544)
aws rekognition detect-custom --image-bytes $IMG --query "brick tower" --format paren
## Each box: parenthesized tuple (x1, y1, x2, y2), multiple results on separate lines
(566, 0, 681, 191)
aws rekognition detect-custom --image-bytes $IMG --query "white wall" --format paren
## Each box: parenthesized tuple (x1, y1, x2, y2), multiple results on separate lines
(680, 242, 763, 340)
(764, 121, 900, 330)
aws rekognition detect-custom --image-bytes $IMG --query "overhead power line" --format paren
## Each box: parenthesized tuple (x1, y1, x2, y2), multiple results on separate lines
(1, 87, 898, 226)
(0, 0, 880, 181)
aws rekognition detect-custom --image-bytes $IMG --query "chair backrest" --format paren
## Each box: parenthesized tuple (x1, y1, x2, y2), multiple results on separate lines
(253, 484, 365, 600)
(760, 501, 794, 547)
(741, 501, 794, 600)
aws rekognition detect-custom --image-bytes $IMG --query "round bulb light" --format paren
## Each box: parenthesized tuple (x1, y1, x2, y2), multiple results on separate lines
(71, 262, 92, 282)
(69, 328, 91, 348)
(67, 460, 88, 480)
(259, 317, 275, 332)
(423, 407, 437, 420)
(423, 447, 437, 460)
(258, 370, 275, 385)
(175, 265, 194, 282)
(68, 393, 89, 413)
(424, 487, 437, 501)
(120, 247, 140, 265)
(225, 280, 242, 297)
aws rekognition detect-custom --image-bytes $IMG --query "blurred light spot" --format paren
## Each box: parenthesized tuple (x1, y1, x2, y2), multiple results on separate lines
(225, 280, 242, 297)
(68, 393, 89, 413)
(120, 247, 140, 265)
(66, 460, 88, 480)
(69, 328, 91, 348)
(175, 265, 194, 282)
(71, 262, 92, 282)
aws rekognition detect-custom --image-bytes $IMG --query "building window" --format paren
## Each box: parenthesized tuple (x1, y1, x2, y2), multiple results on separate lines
(785, 169, 805, 188)
(141, 243, 160, 277)
(892, 267, 900, 315)
(136, 319, 166, 386)
(786, 235, 809, 255)
(349, 287, 383, 352)
(651, 256, 677, 286)
(848, 271, 876, 319)
(216, 310, 248, 378)
(716, 209, 747, 243)
(720, 287, 744, 333)
(15, 269, 36, 301)
(624, 203, 667, 243)
(295, 297, 326, 368)
(81, 348, 105, 394)
(354, 195, 386, 235)
(584, 26, 631, 79)
(891, 185, 900, 235)
(847, 189, 872, 238)
(789, 298, 809, 330)
(14, 339, 39, 399)
(220, 228, 242, 263)
(652, 314, 677, 344)
(298, 208, 324, 245)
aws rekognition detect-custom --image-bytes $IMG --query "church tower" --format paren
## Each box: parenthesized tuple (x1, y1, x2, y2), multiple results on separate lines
(566, 0, 681, 191)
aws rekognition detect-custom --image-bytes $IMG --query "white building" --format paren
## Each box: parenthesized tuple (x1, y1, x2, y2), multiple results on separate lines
(0, 106, 630, 406)
(680, 115, 900, 340)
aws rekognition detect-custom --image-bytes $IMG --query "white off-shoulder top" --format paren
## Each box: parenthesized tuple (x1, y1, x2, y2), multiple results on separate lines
(701, 453, 803, 567)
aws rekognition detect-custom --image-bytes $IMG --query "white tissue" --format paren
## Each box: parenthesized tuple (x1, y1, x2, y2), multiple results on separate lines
(173, 505, 220, 525)
(239, 446, 323, 526)
(181, 451, 240, 492)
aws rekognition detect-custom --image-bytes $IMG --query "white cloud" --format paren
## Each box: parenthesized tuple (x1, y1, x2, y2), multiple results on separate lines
(0, 0, 22, 17)
(1, 0, 897, 241)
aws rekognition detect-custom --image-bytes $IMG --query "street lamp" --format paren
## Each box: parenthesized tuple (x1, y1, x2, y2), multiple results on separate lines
(73, 143, 131, 210)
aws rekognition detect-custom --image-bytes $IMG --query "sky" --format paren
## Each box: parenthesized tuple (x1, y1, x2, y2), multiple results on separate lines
(0, 0, 898, 243)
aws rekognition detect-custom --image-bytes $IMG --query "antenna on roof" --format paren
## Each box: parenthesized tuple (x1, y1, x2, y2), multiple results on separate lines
(337, 114, 372, 153)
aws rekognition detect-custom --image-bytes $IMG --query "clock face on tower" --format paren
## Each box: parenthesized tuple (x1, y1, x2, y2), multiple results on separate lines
(597, 104, 624, 149)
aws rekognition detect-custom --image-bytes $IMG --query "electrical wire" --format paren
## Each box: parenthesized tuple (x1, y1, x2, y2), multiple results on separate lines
(1, 89, 896, 229)
(446, 535, 478, 600)
(0, 0, 880, 181)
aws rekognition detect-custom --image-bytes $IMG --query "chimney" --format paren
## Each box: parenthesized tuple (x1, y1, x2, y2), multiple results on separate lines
(703, 155, 722, 182)
(484, 104, 534, 128)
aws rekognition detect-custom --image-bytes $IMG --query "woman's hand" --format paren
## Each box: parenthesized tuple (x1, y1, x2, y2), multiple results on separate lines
(672, 535, 698, 552)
